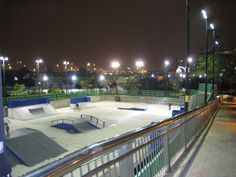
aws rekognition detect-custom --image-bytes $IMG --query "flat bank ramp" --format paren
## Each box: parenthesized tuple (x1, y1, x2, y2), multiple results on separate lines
(52, 118, 99, 133)
(6, 128, 66, 167)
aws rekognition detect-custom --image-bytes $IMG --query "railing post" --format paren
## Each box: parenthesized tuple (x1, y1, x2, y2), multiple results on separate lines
(163, 128, 171, 173)
(118, 143, 133, 177)
(183, 118, 187, 151)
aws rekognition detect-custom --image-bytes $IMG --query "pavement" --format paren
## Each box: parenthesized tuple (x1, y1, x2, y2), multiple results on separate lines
(185, 102, 236, 177)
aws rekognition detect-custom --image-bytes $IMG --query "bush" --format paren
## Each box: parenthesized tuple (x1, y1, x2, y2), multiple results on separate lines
(48, 88, 62, 94)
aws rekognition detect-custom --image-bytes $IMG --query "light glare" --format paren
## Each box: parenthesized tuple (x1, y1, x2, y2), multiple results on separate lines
(201, 9, 208, 19)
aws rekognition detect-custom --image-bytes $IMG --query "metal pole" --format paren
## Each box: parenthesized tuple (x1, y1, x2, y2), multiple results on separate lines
(37, 63, 41, 94)
(65, 63, 68, 94)
(2, 60, 6, 99)
(185, 0, 190, 111)
(204, 19, 208, 104)
(0, 59, 11, 176)
(212, 30, 215, 97)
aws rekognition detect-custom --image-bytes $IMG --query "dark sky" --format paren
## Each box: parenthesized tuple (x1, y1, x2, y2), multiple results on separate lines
(0, 0, 236, 70)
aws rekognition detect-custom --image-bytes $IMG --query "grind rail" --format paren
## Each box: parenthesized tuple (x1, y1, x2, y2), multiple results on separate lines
(24, 99, 220, 177)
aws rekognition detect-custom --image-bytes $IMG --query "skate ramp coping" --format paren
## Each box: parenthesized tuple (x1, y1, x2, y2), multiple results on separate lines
(117, 107, 147, 111)
(6, 128, 66, 167)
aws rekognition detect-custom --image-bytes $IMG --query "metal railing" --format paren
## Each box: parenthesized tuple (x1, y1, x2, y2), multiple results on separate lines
(24, 98, 220, 177)
(81, 114, 106, 128)
(6, 89, 199, 105)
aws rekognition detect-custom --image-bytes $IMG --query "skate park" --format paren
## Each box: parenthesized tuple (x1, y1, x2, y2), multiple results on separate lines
(3, 92, 189, 177)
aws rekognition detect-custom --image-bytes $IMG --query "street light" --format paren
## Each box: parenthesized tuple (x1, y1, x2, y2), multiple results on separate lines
(164, 60, 170, 96)
(110, 61, 120, 94)
(63, 60, 70, 94)
(42, 75, 48, 91)
(210, 23, 216, 96)
(99, 75, 105, 81)
(35, 59, 43, 93)
(0, 57, 8, 98)
(43, 75, 48, 82)
(201, 9, 208, 104)
(164, 60, 170, 67)
(185, 0, 191, 111)
(187, 57, 193, 63)
(71, 75, 77, 81)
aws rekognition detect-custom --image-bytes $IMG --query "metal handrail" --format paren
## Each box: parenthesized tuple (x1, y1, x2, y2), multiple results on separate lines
(24, 99, 219, 177)
(81, 114, 106, 128)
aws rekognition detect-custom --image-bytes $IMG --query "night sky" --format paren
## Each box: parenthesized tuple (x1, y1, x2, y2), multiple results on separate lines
(0, 0, 236, 70)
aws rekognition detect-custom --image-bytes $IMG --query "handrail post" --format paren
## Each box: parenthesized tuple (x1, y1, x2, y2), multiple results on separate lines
(164, 128, 171, 173)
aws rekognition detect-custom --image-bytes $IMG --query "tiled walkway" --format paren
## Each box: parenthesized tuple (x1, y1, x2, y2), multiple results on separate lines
(186, 103, 236, 177)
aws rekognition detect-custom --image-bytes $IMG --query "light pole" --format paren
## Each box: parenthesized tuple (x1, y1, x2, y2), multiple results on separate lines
(111, 61, 120, 94)
(35, 59, 43, 94)
(164, 60, 170, 96)
(201, 9, 208, 104)
(0, 56, 8, 99)
(63, 60, 69, 94)
(185, 0, 190, 111)
(71, 74, 77, 91)
(210, 23, 216, 96)
(42, 75, 48, 91)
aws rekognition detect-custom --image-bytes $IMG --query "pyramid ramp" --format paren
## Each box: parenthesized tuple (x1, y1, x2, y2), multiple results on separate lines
(6, 128, 66, 167)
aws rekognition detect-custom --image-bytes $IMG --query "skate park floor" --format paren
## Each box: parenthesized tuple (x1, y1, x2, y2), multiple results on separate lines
(8, 101, 179, 176)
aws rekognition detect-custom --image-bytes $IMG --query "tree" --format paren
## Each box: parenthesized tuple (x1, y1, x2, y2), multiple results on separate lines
(193, 53, 236, 91)
(11, 83, 27, 96)
(80, 76, 98, 90)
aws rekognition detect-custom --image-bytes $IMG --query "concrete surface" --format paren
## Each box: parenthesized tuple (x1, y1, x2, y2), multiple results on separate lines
(186, 103, 236, 177)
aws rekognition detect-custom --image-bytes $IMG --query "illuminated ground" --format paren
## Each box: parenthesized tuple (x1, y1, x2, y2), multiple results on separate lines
(9, 101, 180, 176)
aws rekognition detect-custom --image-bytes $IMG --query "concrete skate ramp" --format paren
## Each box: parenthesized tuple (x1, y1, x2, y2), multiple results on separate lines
(52, 118, 99, 133)
(6, 128, 66, 167)
(75, 119, 99, 132)
(28, 107, 45, 114)
(8, 104, 57, 120)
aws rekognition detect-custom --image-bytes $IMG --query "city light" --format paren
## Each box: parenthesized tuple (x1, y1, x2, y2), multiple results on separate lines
(215, 41, 219, 45)
(164, 60, 170, 67)
(35, 59, 43, 64)
(111, 61, 120, 69)
(135, 60, 144, 68)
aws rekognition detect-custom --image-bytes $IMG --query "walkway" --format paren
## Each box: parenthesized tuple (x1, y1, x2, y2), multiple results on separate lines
(186, 102, 236, 177)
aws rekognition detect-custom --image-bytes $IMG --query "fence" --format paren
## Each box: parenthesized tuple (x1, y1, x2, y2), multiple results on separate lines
(24, 98, 220, 177)
(5, 89, 198, 106)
